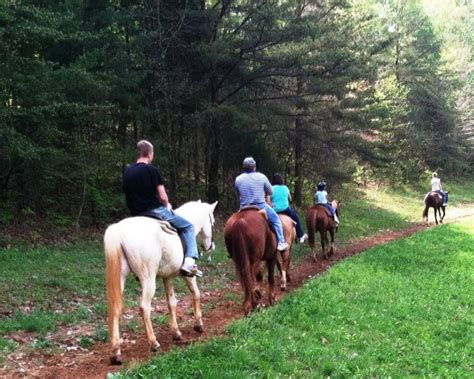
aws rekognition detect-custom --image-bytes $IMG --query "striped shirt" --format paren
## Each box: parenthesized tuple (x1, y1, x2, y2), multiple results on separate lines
(235, 172, 272, 208)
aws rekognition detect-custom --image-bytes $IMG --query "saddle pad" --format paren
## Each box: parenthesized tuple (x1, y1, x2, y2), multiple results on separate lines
(424, 192, 442, 202)
(316, 204, 332, 218)
(239, 206, 268, 220)
(138, 212, 178, 235)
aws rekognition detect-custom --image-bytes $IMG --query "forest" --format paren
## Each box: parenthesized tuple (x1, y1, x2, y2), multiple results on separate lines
(1, 0, 473, 228)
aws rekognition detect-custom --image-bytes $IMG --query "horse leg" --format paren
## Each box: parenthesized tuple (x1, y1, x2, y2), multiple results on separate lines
(320, 231, 328, 260)
(267, 258, 276, 305)
(308, 236, 318, 262)
(254, 267, 263, 301)
(440, 207, 445, 223)
(182, 276, 203, 333)
(163, 277, 182, 341)
(279, 250, 289, 291)
(139, 276, 160, 351)
(434, 208, 438, 225)
(329, 228, 335, 256)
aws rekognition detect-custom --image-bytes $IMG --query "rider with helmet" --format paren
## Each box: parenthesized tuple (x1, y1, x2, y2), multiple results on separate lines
(314, 180, 339, 225)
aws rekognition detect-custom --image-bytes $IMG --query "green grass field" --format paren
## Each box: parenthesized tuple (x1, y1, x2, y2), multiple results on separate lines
(0, 179, 473, 369)
(114, 216, 474, 378)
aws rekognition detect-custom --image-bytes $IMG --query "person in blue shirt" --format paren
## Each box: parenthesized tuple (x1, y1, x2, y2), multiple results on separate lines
(234, 157, 288, 251)
(314, 181, 339, 225)
(270, 173, 307, 243)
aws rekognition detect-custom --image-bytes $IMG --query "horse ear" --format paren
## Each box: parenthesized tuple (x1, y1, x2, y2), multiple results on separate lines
(210, 201, 218, 212)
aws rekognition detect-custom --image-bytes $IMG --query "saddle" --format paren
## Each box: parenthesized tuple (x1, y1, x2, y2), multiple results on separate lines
(239, 206, 268, 220)
(315, 204, 333, 218)
(138, 211, 178, 235)
(424, 191, 442, 202)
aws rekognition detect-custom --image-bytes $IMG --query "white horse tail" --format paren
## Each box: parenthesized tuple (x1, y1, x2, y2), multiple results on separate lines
(104, 223, 123, 340)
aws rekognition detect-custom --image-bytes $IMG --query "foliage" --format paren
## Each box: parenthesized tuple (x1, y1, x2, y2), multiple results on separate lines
(0, 0, 471, 225)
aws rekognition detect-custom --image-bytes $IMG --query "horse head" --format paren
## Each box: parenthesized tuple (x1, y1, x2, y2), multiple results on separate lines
(175, 201, 218, 253)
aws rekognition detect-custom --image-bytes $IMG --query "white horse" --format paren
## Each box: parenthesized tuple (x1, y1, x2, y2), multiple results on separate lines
(104, 200, 218, 365)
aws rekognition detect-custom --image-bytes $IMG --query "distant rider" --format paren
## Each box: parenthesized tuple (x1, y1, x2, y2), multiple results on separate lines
(314, 181, 340, 225)
(431, 172, 448, 207)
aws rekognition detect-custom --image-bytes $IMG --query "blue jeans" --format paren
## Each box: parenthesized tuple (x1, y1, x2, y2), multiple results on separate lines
(278, 207, 304, 239)
(254, 203, 285, 243)
(436, 190, 448, 204)
(147, 206, 199, 259)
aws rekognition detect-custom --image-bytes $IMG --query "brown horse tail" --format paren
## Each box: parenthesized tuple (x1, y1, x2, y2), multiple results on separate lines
(232, 219, 253, 296)
(306, 208, 317, 245)
(104, 223, 123, 340)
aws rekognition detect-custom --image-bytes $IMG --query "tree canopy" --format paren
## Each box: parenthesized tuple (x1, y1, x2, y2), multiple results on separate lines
(0, 0, 472, 226)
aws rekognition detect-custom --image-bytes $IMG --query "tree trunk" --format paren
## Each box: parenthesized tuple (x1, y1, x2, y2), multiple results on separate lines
(293, 77, 304, 206)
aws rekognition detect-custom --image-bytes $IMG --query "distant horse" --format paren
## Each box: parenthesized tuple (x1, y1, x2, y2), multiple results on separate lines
(276, 214, 296, 291)
(224, 209, 279, 315)
(423, 192, 446, 224)
(306, 201, 339, 261)
(104, 201, 217, 365)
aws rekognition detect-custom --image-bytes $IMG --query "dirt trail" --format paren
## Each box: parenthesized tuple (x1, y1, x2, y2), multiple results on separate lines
(1, 208, 473, 379)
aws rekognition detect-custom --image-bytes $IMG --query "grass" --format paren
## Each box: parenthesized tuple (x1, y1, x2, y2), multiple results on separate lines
(114, 216, 474, 378)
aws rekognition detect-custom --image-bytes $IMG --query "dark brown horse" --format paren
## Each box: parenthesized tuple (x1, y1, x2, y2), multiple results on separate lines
(306, 201, 339, 262)
(224, 209, 278, 315)
(423, 192, 446, 224)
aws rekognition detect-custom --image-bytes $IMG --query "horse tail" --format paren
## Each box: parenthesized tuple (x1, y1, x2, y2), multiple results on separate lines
(306, 208, 316, 246)
(104, 223, 123, 338)
(422, 205, 428, 220)
(231, 219, 254, 312)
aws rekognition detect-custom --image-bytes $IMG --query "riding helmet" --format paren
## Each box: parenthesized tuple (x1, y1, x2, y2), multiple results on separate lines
(317, 181, 327, 191)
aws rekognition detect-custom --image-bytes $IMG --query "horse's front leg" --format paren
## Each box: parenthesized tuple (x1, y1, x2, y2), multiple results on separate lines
(163, 278, 182, 341)
(139, 276, 160, 351)
(182, 276, 203, 333)
(329, 228, 336, 256)
(279, 250, 289, 291)
(266, 258, 276, 305)
(434, 208, 438, 225)
(440, 207, 445, 223)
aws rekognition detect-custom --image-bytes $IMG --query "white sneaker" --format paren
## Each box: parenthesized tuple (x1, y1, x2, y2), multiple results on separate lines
(299, 234, 308, 243)
(277, 241, 289, 251)
(180, 258, 203, 277)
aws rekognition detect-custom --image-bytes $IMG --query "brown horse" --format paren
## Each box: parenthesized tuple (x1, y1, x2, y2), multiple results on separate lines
(423, 192, 446, 224)
(224, 209, 278, 315)
(276, 214, 296, 291)
(306, 201, 339, 262)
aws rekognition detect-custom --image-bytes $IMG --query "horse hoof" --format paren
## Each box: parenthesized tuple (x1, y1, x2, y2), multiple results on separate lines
(110, 355, 123, 366)
(254, 289, 262, 300)
(150, 342, 161, 352)
(280, 286, 286, 292)
(193, 324, 204, 333)
(173, 333, 183, 341)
